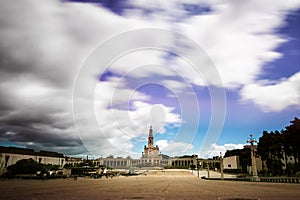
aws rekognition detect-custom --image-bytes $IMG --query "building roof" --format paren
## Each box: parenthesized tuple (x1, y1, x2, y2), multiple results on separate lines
(0, 146, 64, 158)
(38, 150, 64, 158)
(0, 146, 36, 155)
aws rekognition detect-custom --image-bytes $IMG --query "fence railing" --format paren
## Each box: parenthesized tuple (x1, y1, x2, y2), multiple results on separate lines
(259, 177, 300, 183)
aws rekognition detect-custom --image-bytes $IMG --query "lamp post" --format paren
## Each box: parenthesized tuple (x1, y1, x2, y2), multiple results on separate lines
(220, 152, 224, 180)
(207, 161, 210, 180)
(247, 134, 260, 182)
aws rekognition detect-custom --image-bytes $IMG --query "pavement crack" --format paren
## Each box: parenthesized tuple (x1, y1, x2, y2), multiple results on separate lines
(162, 184, 170, 192)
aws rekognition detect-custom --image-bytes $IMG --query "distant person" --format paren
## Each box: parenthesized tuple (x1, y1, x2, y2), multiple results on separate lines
(103, 168, 108, 178)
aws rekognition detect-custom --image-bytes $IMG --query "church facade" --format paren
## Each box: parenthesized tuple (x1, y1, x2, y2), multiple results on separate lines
(98, 125, 164, 168)
(140, 125, 162, 166)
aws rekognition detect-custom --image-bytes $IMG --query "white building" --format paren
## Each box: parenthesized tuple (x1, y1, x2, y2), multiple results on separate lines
(140, 125, 162, 166)
(99, 156, 132, 168)
(223, 155, 241, 171)
(96, 125, 168, 168)
(169, 155, 198, 168)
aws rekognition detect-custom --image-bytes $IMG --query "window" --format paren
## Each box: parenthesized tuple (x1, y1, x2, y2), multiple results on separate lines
(228, 164, 231, 167)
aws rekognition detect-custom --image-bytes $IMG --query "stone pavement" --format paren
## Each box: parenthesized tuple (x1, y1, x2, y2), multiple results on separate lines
(190, 169, 238, 178)
(0, 171, 299, 200)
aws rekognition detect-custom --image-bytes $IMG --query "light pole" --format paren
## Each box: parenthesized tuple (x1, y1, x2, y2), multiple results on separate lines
(207, 161, 210, 180)
(197, 159, 199, 177)
(220, 152, 224, 180)
(247, 134, 260, 182)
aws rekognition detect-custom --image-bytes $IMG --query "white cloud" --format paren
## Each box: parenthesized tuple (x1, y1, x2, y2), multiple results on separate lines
(161, 79, 189, 93)
(176, 0, 300, 88)
(200, 143, 245, 158)
(156, 140, 169, 149)
(0, 0, 173, 156)
(241, 72, 300, 112)
(71, 73, 182, 157)
(156, 139, 193, 156)
(125, 0, 300, 112)
(108, 50, 174, 78)
(107, 100, 181, 137)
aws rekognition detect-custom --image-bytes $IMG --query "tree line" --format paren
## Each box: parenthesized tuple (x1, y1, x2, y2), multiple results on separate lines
(257, 117, 300, 176)
(5, 158, 60, 178)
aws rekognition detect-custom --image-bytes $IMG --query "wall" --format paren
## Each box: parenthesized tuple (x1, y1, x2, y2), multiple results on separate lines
(0, 152, 65, 175)
(223, 156, 240, 170)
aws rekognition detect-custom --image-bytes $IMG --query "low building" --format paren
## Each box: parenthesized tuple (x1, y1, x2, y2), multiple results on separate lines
(0, 146, 65, 175)
(223, 155, 242, 171)
(99, 156, 132, 168)
(224, 146, 264, 174)
(169, 155, 198, 169)
(64, 157, 85, 167)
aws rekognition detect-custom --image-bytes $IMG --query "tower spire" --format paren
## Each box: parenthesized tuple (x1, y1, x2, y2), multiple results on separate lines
(148, 124, 153, 147)
(149, 124, 153, 137)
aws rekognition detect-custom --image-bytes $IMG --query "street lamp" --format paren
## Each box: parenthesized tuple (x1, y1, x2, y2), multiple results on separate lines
(247, 134, 260, 182)
(206, 161, 210, 180)
(197, 159, 201, 178)
(220, 152, 224, 180)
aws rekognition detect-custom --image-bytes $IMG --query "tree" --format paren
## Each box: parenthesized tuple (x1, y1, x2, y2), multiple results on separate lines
(238, 148, 251, 173)
(5, 158, 59, 177)
(283, 117, 300, 172)
(257, 131, 270, 162)
(6, 158, 45, 176)
(257, 130, 284, 176)
(257, 117, 300, 176)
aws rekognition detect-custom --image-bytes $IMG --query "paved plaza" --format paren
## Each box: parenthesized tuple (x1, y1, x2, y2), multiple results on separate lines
(0, 171, 299, 200)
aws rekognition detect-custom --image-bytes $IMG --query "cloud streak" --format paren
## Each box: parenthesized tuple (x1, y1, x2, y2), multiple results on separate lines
(0, 0, 299, 157)
(241, 72, 300, 112)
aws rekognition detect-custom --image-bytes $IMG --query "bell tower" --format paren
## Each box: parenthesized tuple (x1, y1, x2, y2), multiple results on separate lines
(148, 125, 154, 148)
(141, 124, 161, 166)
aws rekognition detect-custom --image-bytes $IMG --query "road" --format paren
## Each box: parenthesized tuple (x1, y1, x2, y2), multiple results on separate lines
(0, 171, 299, 200)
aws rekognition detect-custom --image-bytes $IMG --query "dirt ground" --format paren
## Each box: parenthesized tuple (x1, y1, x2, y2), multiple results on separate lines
(0, 171, 299, 200)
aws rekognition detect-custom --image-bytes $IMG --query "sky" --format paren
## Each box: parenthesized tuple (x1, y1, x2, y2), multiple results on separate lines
(0, 0, 299, 159)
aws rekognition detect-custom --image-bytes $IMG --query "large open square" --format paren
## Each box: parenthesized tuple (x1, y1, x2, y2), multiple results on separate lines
(1, 1, 300, 199)
(0, 171, 299, 200)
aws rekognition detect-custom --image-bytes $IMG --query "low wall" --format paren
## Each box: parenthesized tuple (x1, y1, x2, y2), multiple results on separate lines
(201, 175, 300, 183)
(260, 177, 300, 183)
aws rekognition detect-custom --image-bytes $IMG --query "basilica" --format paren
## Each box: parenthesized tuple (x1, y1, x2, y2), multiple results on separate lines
(140, 125, 161, 166)
(99, 124, 198, 168)
(0, 125, 199, 175)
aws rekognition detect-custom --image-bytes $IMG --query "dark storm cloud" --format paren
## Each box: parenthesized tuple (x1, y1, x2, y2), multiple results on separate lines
(0, 0, 87, 155)
(0, 100, 84, 155)
(0, 0, 154, 157)
(0, 124, 83, 149)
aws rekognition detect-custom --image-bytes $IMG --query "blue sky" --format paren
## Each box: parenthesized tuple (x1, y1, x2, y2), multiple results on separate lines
(0, 0, 299, 158)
